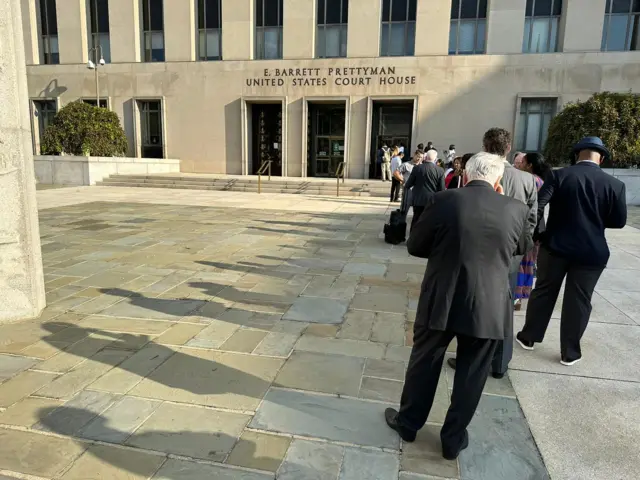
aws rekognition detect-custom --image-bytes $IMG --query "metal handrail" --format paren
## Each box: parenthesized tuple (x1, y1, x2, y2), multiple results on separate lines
(257, 160, 272, 194)
(335, 161, 346, 197)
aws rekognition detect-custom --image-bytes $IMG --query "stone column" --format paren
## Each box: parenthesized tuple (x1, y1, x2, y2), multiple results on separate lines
(164, 0, 196, 61)
(56, 0, 89, 64)
(283, 0, 315, 59)
(560, 0, 606, 52)
(109, 0, 141, 63)
(0, 0, 46, 323)
(415, 0, 451, 55)
(486, 0, 527, 54)
(221, 0, 253, 60)
(20, 0, 40, 64)
(347, 0, 381, 57)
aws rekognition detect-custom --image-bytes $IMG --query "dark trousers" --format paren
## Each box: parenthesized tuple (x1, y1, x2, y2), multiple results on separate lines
(410, 206, 425, 232)
(398, 326, 498, 453)
(519, 247, 604, 360)
(390, 178, 402, 202)
(491, 268, 518, 375)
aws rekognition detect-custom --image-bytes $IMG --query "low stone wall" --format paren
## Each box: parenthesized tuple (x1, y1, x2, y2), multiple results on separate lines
(34, 156, 181, 186)
(602, 169, 640, 205)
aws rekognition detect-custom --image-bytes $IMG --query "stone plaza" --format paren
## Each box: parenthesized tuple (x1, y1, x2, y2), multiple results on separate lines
(0, 186, 638, 479)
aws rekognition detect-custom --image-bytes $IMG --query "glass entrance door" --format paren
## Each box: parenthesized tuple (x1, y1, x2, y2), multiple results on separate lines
(315, 136, 344, 177)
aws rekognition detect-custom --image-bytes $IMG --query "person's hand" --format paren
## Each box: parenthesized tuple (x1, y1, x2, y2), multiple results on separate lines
(495, 184, 505, 195)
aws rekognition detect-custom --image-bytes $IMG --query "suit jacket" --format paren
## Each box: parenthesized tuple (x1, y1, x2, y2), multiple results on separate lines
(408, 181, 532, 340)
(537, 161, 627, 266)
(405, 162, 446, 207)
(501, 161, 538, 273)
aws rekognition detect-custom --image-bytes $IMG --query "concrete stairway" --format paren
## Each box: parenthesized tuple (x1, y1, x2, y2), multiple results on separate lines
(96, 173, 393, 197)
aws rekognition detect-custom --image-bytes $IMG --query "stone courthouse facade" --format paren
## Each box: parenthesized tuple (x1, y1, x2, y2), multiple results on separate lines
(21, 0, 640, 178)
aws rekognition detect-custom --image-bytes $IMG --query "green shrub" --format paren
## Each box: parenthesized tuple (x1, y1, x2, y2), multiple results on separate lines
(544, 92, 640, 167)
(41, 100, 128, 157)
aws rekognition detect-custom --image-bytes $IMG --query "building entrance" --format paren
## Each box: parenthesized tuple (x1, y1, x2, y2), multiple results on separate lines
(250, 103, 283, 176)
(369, 101, 414, 179)
(307, 103, 346, 177)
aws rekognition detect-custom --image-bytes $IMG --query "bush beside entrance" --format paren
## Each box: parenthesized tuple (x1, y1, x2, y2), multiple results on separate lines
(41, 101, 128, 157)
(544, 92, 640, 167)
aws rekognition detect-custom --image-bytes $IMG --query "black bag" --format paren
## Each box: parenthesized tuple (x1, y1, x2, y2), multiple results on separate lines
(383, 209, 407, 245)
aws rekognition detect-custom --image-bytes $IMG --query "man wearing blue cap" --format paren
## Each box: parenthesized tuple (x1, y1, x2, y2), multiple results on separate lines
(516, 137, 627, 366)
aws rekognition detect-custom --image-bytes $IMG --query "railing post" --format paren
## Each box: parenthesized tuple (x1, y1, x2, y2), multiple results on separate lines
(258, 172, 261, 194)
(337, 175, 340, 197)
(268, 161, 271, 181)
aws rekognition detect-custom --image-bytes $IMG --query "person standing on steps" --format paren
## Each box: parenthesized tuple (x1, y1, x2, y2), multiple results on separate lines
(381, 145, 394, 182)
(385, 152, 532, 460)
(516, 137, 627, 366)
(390, 150, 404, 202)
(447, 128, 537, 379)
(405, 149, 445, 232)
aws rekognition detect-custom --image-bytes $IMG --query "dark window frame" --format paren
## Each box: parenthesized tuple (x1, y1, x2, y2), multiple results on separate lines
(89, 0, 111, 63)
(255, 0, 284, 59)
(198, 0, 222, 60)
(449, 0, 487, 55)
(138, 99, 164, 159)
(316, 0, 349, 58)
(523, 0, 562, 53)
(82, 98, 109, 109)
(142, 0, 165, 62)
(517, 97, 557, 153)
(602, 0, 640, 51)
(33, 99, 57, 153)
(39, 0, 59, 64)
(380, 0, 417, 57)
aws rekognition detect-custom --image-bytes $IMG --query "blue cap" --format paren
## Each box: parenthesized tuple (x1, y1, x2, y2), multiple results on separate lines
(573, 136, 610, 160)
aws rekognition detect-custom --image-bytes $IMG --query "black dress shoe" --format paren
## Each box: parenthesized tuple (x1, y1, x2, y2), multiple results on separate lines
(447, 358, 457, 370)
(491, 371, 506, 379)
(442, 430, 469, 460)
(384, 408, 416, 442)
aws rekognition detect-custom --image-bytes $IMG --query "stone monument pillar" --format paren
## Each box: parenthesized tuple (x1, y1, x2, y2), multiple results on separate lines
(0, 0, 46, 323)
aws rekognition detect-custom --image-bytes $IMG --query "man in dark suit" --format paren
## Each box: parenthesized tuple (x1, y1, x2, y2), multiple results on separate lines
(405, 149, 446, 231)
(385, 152, 532, 460)
(516, 137, 627, 365)
(447, 128, 538, 377)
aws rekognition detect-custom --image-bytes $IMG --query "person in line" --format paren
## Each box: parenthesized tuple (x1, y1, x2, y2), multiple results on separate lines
(417, 143, 425, 153)
(390, 150, 404, 202)
(444, 144, 457, 164)
(513, 151, 525, 169)
(426, 141, 435, 152)
(385, 152, 532, 460)
(447, 128, 537, 378)
(381, 144, 394, 182)
(405, 149, 445, 231)
(446, 154, 473, 189)
(445, 157, 462, 188)
(399, 142, 406, 155)
(516, 137, 627, 366)
(396, 150, 423, 214)
(513, 152, 551, 310)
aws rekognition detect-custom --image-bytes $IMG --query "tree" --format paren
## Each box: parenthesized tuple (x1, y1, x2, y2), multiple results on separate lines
(41, 100, 128, 157)
(544, 92, 640, 167)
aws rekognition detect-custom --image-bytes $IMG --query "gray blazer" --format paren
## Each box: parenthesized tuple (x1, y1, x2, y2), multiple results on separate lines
(501, 161, 538, 271)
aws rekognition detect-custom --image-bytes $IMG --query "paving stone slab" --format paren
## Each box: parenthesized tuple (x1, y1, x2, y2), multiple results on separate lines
(0, 354, 37, 381)
(250, 388, 400, 449)
(338, 310, 375, 340)
(130, 348, 284, 410)
(295, 335, 385, 359)
(364, 359, 406, 381)
(371, 313, 406, 345)
(459, 395, 549, 480)
(155, 323, 206, 345)
(185, 320, 240, 349)
(100, 297, 205, 321)
(401, 424, 460, 478)
(305, 324, 339, 337)
(220, 329, 268, 353)
(359, 377, 403, 403)
(37, 336, 114, 373)
(78, 315, 174, 334)
(283, 297, 349, 324)
(275, 352, 365, 396)
(343, 262, 387, 276)
(226, 431, 291, 472)
(0, 397, 63, 427)
(0, 370, 58, 408)
(152, 458, 272, 480)
(0, 428, 84, 478)
(278, 439, 343, 480)
(339, 447, 400, 480)
(60, 444, 166, 480)
(253, 332, 299, 356)
(127, 402, 249, 461)
(350, 293, 407, 314)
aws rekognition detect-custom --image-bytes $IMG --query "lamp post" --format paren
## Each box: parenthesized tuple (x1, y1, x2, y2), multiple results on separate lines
(87, 45, 105, 106)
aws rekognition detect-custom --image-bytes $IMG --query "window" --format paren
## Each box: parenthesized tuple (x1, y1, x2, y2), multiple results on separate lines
(33, 100, 57, 153)
(139, 100, 164, 158)
(523, 0, 562, 53)
(39, 0, 59, 64)
(380, 0, 417, 56)
(82, 98, 108, 108)
(449, 0, 487, 55)
(142, 0, 165, 62)
(317, 0, 348, 58)
(602, 0, 640, 51)
(255, 0, 283, 59)
(89, 0, 111, 62)
(198, 0, 222, 60)
(517, 98, 557, 152)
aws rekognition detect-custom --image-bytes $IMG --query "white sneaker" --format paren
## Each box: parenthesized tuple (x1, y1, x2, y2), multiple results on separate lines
(560, 357, 582, 366)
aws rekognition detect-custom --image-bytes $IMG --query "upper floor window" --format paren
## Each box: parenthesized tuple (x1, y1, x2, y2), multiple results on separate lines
(82, 98, 108, 108)
(198, 0, 222, 60)
(142, 0, 165, 62)
(449, 0, 487, 55)
(601, 0, 640, 51)
(89, 0, 111, 63)
(517, 98, 557, 152)
(380, 0, 417, 57)
(256, 0, 283, 59)
(317, 0, 348, 58)
(39, 0, 59, 64)
(523, 0, 562, 53)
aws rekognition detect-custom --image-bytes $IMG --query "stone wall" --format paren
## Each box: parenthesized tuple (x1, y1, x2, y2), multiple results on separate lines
(602, 169, 640, 206)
